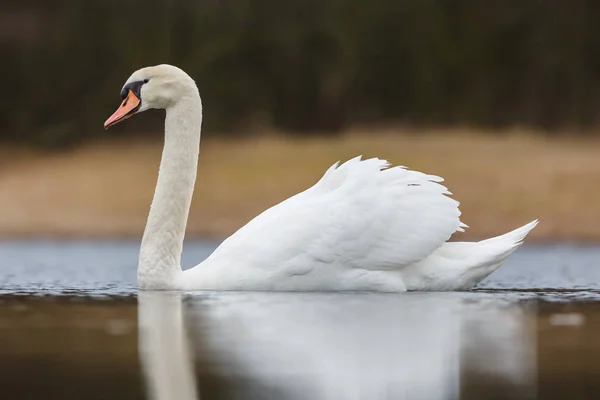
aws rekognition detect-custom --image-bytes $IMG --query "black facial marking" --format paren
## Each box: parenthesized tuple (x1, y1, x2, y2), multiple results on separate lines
(120, 80, 147, 100)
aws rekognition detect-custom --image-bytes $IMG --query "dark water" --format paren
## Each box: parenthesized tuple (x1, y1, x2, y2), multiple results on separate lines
(1, 241, 600, 399)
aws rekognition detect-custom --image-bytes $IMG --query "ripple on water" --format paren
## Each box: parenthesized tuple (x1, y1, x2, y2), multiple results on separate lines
(1, 241, 599, 298)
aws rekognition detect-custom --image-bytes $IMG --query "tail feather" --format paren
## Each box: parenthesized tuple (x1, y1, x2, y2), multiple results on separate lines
(478, 219, 539, 248)
(403, 220, 539, 291)
(471, 219, 539, 274)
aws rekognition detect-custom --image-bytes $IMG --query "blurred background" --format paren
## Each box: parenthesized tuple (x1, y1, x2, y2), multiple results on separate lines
(4, 3, 600, 400)
(1, 0, 600, 241)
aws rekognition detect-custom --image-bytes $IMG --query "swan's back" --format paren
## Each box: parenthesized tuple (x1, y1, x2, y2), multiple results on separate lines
(188, 157, 472, 290)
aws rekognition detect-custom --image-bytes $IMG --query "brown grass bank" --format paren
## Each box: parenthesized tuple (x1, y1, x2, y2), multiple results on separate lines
(1, 128, 599, 241)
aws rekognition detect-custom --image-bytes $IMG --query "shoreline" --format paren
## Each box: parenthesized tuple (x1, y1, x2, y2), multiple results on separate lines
(1, 129, 599, 242)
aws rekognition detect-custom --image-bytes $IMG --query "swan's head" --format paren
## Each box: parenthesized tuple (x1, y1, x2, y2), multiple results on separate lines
(104, 64, 197, 129)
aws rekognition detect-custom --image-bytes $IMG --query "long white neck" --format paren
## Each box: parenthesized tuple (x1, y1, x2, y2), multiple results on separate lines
(138, 91, 203, 289)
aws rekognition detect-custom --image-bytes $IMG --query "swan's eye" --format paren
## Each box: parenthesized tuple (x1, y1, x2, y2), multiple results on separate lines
(143, 79, 150, 84)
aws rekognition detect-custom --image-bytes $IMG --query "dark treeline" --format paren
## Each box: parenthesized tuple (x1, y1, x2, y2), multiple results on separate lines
(1, 0, 600, 147)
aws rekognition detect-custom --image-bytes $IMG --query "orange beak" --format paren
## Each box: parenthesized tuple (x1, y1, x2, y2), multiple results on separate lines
(104, 90, 141, 129)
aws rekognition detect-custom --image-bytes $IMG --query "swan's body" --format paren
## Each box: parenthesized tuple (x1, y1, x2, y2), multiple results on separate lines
(105, 64, 538, 292)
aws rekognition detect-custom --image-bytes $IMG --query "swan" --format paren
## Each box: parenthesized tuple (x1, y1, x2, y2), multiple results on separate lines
(104, 64, 538, 292)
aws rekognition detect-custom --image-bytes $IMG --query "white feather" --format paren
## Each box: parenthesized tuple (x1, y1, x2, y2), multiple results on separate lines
(183, 157, 537, 292)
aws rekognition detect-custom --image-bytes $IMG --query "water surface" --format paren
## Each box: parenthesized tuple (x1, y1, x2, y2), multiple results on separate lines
(1, 241, 600, 399)
(1, 240, 600, 295)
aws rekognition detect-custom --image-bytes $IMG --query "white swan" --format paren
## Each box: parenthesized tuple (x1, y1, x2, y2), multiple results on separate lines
(104, 64, 538, 292)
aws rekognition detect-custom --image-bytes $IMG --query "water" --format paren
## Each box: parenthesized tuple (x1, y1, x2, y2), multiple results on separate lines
(1, 241, 600, 399)
(2, 240, 600, 295)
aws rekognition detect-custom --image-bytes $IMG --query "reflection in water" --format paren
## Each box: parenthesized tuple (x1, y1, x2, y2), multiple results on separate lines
(459, 299, 536, 399)
(138, 292, 537, 400)
(138, 292, 199, 400)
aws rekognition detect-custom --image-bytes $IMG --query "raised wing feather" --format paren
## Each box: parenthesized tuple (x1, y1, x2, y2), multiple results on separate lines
(207, 156, 466, 272)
